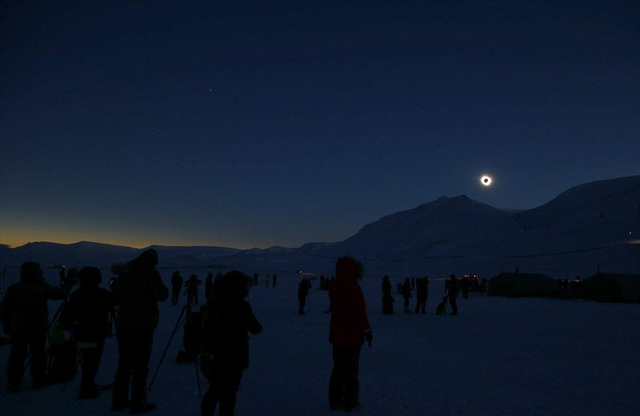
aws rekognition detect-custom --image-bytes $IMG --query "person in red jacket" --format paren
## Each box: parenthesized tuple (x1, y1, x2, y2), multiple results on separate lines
(328, 256, 372, 412)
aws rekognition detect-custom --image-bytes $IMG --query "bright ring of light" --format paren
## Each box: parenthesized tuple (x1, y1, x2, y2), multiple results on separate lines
(480, 175, 492, 186)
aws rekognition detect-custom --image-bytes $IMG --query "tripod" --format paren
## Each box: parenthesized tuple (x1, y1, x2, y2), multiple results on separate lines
(148, 305, 202, 395)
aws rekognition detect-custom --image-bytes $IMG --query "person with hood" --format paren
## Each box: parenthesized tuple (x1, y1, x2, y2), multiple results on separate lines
(60, 266, 117, 399)
(328, 256, 372, 412)
(200, 271, 263, 416)
(381, 275, 394, 315)
(1, 261, 70, 391)
(110, 249, 168, 414)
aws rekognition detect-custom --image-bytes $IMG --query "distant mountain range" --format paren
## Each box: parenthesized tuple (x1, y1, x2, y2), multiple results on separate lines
(2, 175, 639, 279)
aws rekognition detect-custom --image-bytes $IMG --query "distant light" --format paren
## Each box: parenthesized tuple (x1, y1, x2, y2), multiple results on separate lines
(480, 175, 492, 187)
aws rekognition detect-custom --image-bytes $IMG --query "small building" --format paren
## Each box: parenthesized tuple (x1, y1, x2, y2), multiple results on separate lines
(487, 272, 558, 298)
(580, 273, 640, 303)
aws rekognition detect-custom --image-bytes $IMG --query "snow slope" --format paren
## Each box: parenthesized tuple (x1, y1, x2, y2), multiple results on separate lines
(1, 267, 639, 416)
(2, 175, 639, 281)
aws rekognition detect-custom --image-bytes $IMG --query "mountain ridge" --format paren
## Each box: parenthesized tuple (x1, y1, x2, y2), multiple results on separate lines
(2, 175, 639, 279)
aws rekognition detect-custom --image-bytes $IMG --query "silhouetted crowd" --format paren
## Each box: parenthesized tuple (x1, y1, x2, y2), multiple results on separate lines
(1, 254, 375, 415)
(381, 274, 487, 315)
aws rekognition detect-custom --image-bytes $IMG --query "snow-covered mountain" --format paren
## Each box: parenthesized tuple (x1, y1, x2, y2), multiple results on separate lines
(2, 175, 639, 279)
(0, 241, 241, 270)
(326, 195, 522, 259)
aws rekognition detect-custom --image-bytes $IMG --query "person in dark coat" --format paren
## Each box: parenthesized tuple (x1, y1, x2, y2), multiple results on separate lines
(60, 266, 117, 399)
(401, 278, 412, 313)
(447, 274, 459, 315)
(1, 262, 70, 391)
(461, 275, 470, 299)
(328, 257, 372, 412)
(381, 275, 394, 315)
(185, 274, 202, 306)
(414, 277, 429, 314)
(170, 271, 183, 305)
(298, 278, 312, 314)
(111, 249, 168, 414)
(200, 271, 263, 416)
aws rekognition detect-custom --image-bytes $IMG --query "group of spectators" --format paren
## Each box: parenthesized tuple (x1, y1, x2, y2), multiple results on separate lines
(1, 253, 372, 415)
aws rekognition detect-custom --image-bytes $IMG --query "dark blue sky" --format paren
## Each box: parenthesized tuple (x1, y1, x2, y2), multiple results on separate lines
(1, 0, 639, 249)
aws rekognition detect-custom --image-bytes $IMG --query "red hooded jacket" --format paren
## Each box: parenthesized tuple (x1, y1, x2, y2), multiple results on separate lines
(329, 257, 372, 347)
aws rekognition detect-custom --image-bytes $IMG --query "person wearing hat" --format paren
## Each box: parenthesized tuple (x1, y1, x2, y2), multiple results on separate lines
(1, 261, 70, 391)
(60, 266, 117, 399)
(110, 249, 168, 414)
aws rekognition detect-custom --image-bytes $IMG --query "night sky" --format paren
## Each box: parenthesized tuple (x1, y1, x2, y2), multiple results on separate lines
(1, 1, 639, 249)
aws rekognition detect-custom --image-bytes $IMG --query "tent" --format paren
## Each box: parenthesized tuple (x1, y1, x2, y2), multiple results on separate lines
(487, 273, 559, 298)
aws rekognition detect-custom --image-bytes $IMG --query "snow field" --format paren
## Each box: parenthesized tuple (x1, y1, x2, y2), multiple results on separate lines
(1, 268, 639, 415)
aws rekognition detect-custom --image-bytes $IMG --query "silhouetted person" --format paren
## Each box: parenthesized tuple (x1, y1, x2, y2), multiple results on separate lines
(200, 271, 263, 416)
(1, 262, 70, 391)
(381, 275, 394, 314)
(328, 257, 372, 412)
(111, 249, 168, 414)
(60, 266, 117, 399)
(461, 275, 470, 299)
(63, 267, 80, 288)
(272, 273, 277, 288)
(448, 274, 459, 315)
(414, 277, 429, 314)
(401, 278, 412, 313)
(298, 278, 312, 314)
(170, 271, 183, 305)
(185, 274, 202, 305)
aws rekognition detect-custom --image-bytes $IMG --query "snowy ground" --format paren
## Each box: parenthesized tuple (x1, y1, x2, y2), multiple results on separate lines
(1, 268, 639, 416)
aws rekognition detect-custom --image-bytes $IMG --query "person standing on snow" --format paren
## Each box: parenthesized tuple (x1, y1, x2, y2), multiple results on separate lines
(60, 266, 117, 399)
(298, 278, 312, 314)
(381, 275, 394, 315)
(447, 274, 459, 315)
(200, 271, 263, 416)
(1, 262, 71, 391)
(185, 274, 202, 306)
(111, 249, 168, 414)
(170, 271, 183, 305)
(414, 277, 429, 314)
(328, 256, 372, 412)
